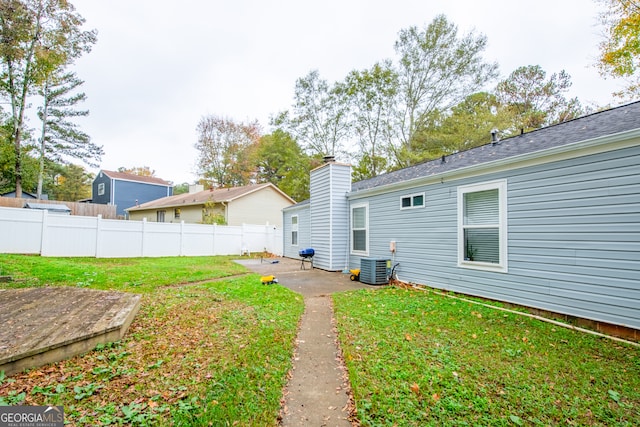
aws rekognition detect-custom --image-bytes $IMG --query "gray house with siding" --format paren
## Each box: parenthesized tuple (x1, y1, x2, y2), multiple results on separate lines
(283, 101, 640, 336)
(92, 170, 173, 218)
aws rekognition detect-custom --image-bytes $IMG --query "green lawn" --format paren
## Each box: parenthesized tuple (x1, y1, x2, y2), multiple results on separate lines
(334, 287, 640, 426)
(0, 255, 304, 426)
(2, 255, 639, 426)
(0, 254, 248, 292)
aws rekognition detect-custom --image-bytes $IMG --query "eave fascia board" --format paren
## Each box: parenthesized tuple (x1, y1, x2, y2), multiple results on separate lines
(126, 200, 216, 212)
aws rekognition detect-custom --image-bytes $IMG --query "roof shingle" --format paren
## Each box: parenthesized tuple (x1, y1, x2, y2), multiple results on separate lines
(127, 183, 291, 210)
(101, 170, 172, 186)
(351, 100, 640, 192)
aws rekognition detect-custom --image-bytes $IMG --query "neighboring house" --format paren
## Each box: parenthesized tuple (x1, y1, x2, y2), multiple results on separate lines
(283, 101, 640, 336)
(126, 183, 295, 227)
(92, 170, 173, 218)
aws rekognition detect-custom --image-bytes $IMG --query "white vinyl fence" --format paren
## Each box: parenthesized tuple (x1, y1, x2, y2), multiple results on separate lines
(0, 206, 282, 257)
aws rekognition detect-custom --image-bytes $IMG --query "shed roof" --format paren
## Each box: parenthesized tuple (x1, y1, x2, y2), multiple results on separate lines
(351, 100, 640, 192)
(126, 183, 295, 211)
(99, 170, 172, 186)
(24, 202, 71, 213)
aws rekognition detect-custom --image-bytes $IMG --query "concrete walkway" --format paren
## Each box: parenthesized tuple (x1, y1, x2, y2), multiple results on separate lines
(235, 258, 375, 426)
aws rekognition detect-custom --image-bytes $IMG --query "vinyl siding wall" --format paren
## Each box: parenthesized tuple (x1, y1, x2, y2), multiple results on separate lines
(128, 204, 205, 223)
(283, 203, 311, 259)
(310, 163, 351, 270)
(226, 186, 291, 227)
(349, 145, 640, 330)
(92, 174, 111, 205)
(113, 181, 172, 218)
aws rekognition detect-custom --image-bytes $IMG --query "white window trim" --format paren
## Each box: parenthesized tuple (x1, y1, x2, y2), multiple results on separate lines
(457, 179, 508, 273)
(97, 182, 105, 196)
(291, 215, 299, 246)
(400, 192, 425, 210)
(350, 202, 369, 256)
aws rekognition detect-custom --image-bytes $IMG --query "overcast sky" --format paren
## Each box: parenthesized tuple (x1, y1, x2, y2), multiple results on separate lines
(70, 0, 623, 185)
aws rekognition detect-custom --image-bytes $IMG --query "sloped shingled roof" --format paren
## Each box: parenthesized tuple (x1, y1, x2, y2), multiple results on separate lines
(351, 100, 640, 193)
(101, 170, 172, 186)
(127, 183, 292, 211)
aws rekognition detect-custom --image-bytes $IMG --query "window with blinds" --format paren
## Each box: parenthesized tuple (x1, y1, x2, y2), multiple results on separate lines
(291, 215, 298, 246)
(351, 203, 368, 255)
(464, 189, 499, 263)
(457, 180, 507, 272)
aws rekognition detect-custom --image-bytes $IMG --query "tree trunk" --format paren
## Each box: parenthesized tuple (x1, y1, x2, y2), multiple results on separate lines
(14, 136, 22, 199)
(37, 83, 50, 200)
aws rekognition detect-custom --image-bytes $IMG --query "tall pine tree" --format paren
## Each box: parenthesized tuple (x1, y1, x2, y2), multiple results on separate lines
(0, 0, 96, 197)
(36, 69, 103, 199)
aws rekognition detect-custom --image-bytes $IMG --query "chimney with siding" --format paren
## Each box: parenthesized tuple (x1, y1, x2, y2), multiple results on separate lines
(309, 157, 351, 271)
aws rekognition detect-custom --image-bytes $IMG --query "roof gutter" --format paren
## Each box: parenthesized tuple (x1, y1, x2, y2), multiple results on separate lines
(127, 200, 215, 212)
(348, 127, 640, 200)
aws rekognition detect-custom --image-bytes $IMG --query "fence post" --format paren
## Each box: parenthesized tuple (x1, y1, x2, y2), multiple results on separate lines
(266, 223, 277, 256)
(40, 209, 48, 256)
(212, 223, 217, 255)
(141, 217, 147, 257)
(242, 223, 250, 256)
(180, 220, 185, 256)
(95, 215, 103, 258)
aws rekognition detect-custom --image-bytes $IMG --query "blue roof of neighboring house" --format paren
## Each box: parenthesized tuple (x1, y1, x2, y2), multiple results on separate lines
(351, 100, 640, 192)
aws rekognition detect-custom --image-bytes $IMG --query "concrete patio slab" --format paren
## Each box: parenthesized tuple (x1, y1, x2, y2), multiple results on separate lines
(234, 257, 375, 298)
(0, 287, 140, 376)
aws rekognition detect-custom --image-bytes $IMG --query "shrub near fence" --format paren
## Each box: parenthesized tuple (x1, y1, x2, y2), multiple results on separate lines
(0, 206, 282, 257)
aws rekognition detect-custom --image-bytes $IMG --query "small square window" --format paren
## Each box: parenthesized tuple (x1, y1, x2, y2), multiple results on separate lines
(400, 192, 425, 209)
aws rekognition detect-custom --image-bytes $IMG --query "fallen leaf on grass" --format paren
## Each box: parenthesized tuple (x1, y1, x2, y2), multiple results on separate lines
(509, 414, 523, 425)
(410, 383, 420, 395)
